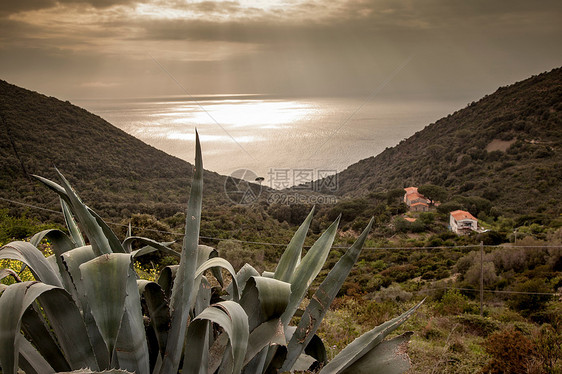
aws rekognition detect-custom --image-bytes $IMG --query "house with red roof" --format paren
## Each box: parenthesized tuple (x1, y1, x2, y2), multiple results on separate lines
(404, 187, 430, 212)
(449, 210, 478, 234)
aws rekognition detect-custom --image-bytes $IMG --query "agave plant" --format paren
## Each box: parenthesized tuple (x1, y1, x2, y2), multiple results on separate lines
(0, 132, 422, 374)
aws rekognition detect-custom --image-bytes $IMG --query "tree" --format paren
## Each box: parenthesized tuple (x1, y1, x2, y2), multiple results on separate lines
(385, 188, 405, 205)
(418, 184, 447, 206)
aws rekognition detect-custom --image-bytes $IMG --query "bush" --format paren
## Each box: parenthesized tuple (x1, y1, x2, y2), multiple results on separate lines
(465, 261, 498, 287)
(508, 278, 554, 319)
(533, 324, 562, 374)
(0, 209, 59, 243)
(218, 239, 264, 272)
(436, 289, 470, 315)
(482, 329, 536, 374)
(455, 314, 500, 336)
(374, 283, 413, 302)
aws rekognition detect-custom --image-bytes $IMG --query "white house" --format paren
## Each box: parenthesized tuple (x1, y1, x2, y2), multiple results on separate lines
(449, 210, 478, 234)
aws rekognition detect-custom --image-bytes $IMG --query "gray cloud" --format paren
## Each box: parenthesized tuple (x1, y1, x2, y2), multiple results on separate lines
(0, 0, 141, 13)
(0, 0, 560, 100)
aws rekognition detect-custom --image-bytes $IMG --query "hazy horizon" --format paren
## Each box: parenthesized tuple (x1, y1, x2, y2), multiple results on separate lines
(76, 94, 469, 184)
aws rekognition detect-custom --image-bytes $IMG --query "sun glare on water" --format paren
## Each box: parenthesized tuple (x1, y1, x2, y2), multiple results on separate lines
(138, 99, 317, 144)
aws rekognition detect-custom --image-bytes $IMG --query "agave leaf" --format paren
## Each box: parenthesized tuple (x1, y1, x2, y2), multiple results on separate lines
(0, 268, 21, 282)
(240, 276, 291, 331)
(281, 326, 328, 372)
(197, 277, 213, 320)
(0, 282, 98, 374)
(340, 332, 413, 374)
(79, 254, 129, 363)
(195, 257, 239, 302)
(319, 300, 424, 374)
(35, 286, 100, 370)
(33, 172, 112, 256)
(17, 333, 56, 374)
(30, 229, 72, 251)
(125, 236, 180, 258)
(56, 370, 134, 374)
(30, 229, 77, 294)
(263, 217, 340, 373)
(0, 282, 37, 374)
(281, 216, 341, 327)
(239, 277, 290, 374)
(62, 247, 111, 369)
(243, 319, 285, 366)
(197, 244, 223, 287)
(160, 130, 203, 374)
(88, 208, 126, 253)
(60, 245, 96, 311)
(156, 265, 178, 300)
(208, 333, 230, 374)
(79, 253, 150, 374)
(138, 280, 170, 359)
(183, 301, 249, 374)
(51, 169, 113, 256)
(61, 198, 86, 247)
(282, 218, 374, 371)
(114, 258, 150, 374)
(21, 305, 70, 372)
(0, 241, 63, 287)
(228, 263, 260, 296)
(32, 174, 70, 205)
(273, 206, 314, 282)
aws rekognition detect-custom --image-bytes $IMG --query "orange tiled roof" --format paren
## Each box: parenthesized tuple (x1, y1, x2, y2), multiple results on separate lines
(411, 202, 428, 207)
(407, 192, 426, 200)
(404, 217, 417, 222)
(404, 187, 418, 194)
(450, 210, 477, 221)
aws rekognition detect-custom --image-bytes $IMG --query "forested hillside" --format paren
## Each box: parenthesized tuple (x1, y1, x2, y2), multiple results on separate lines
(0, 80, 229, 221)
(327, 68, 562, 217)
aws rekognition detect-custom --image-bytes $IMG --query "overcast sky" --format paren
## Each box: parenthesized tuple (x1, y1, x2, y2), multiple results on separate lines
(1, 0, 560, 101)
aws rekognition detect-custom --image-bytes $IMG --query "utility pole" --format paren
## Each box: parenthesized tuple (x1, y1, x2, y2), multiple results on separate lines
(480, 241, 484, 316)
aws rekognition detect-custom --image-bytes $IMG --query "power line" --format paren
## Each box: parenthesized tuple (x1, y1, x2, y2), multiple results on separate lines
(1, 197, 561, 251)
(2, 198, 561, 299)
(0, 197, 61, 214)
(418, 286, 561, 297)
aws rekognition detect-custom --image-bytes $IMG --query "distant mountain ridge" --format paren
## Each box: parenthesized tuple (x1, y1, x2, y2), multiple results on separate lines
(322, 67, 562, 217)
(0, 79, 229, 221)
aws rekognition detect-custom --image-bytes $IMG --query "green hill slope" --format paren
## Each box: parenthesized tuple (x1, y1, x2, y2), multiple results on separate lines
(0, 79, 229, 221)
(329, 67, 562, 217)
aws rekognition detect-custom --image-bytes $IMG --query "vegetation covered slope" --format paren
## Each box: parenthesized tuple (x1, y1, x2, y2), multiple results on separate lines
(0, 79, 229, 220)
(329, 67, 562, 217)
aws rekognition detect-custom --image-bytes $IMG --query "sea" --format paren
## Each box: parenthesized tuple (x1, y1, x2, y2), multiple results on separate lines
(76, 95, 467, 187)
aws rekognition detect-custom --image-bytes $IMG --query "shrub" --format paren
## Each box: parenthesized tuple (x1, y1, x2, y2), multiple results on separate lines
(436, 289, 470, 316)
(455, 314, 500, 336)
(507, 278, 554, 319)
(218, 239, 264, 272)
(533, 324, 562, 374)
(374, 283, 413, 303)
(482, 329, 536, 374)
(465, 261, 498, 287)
